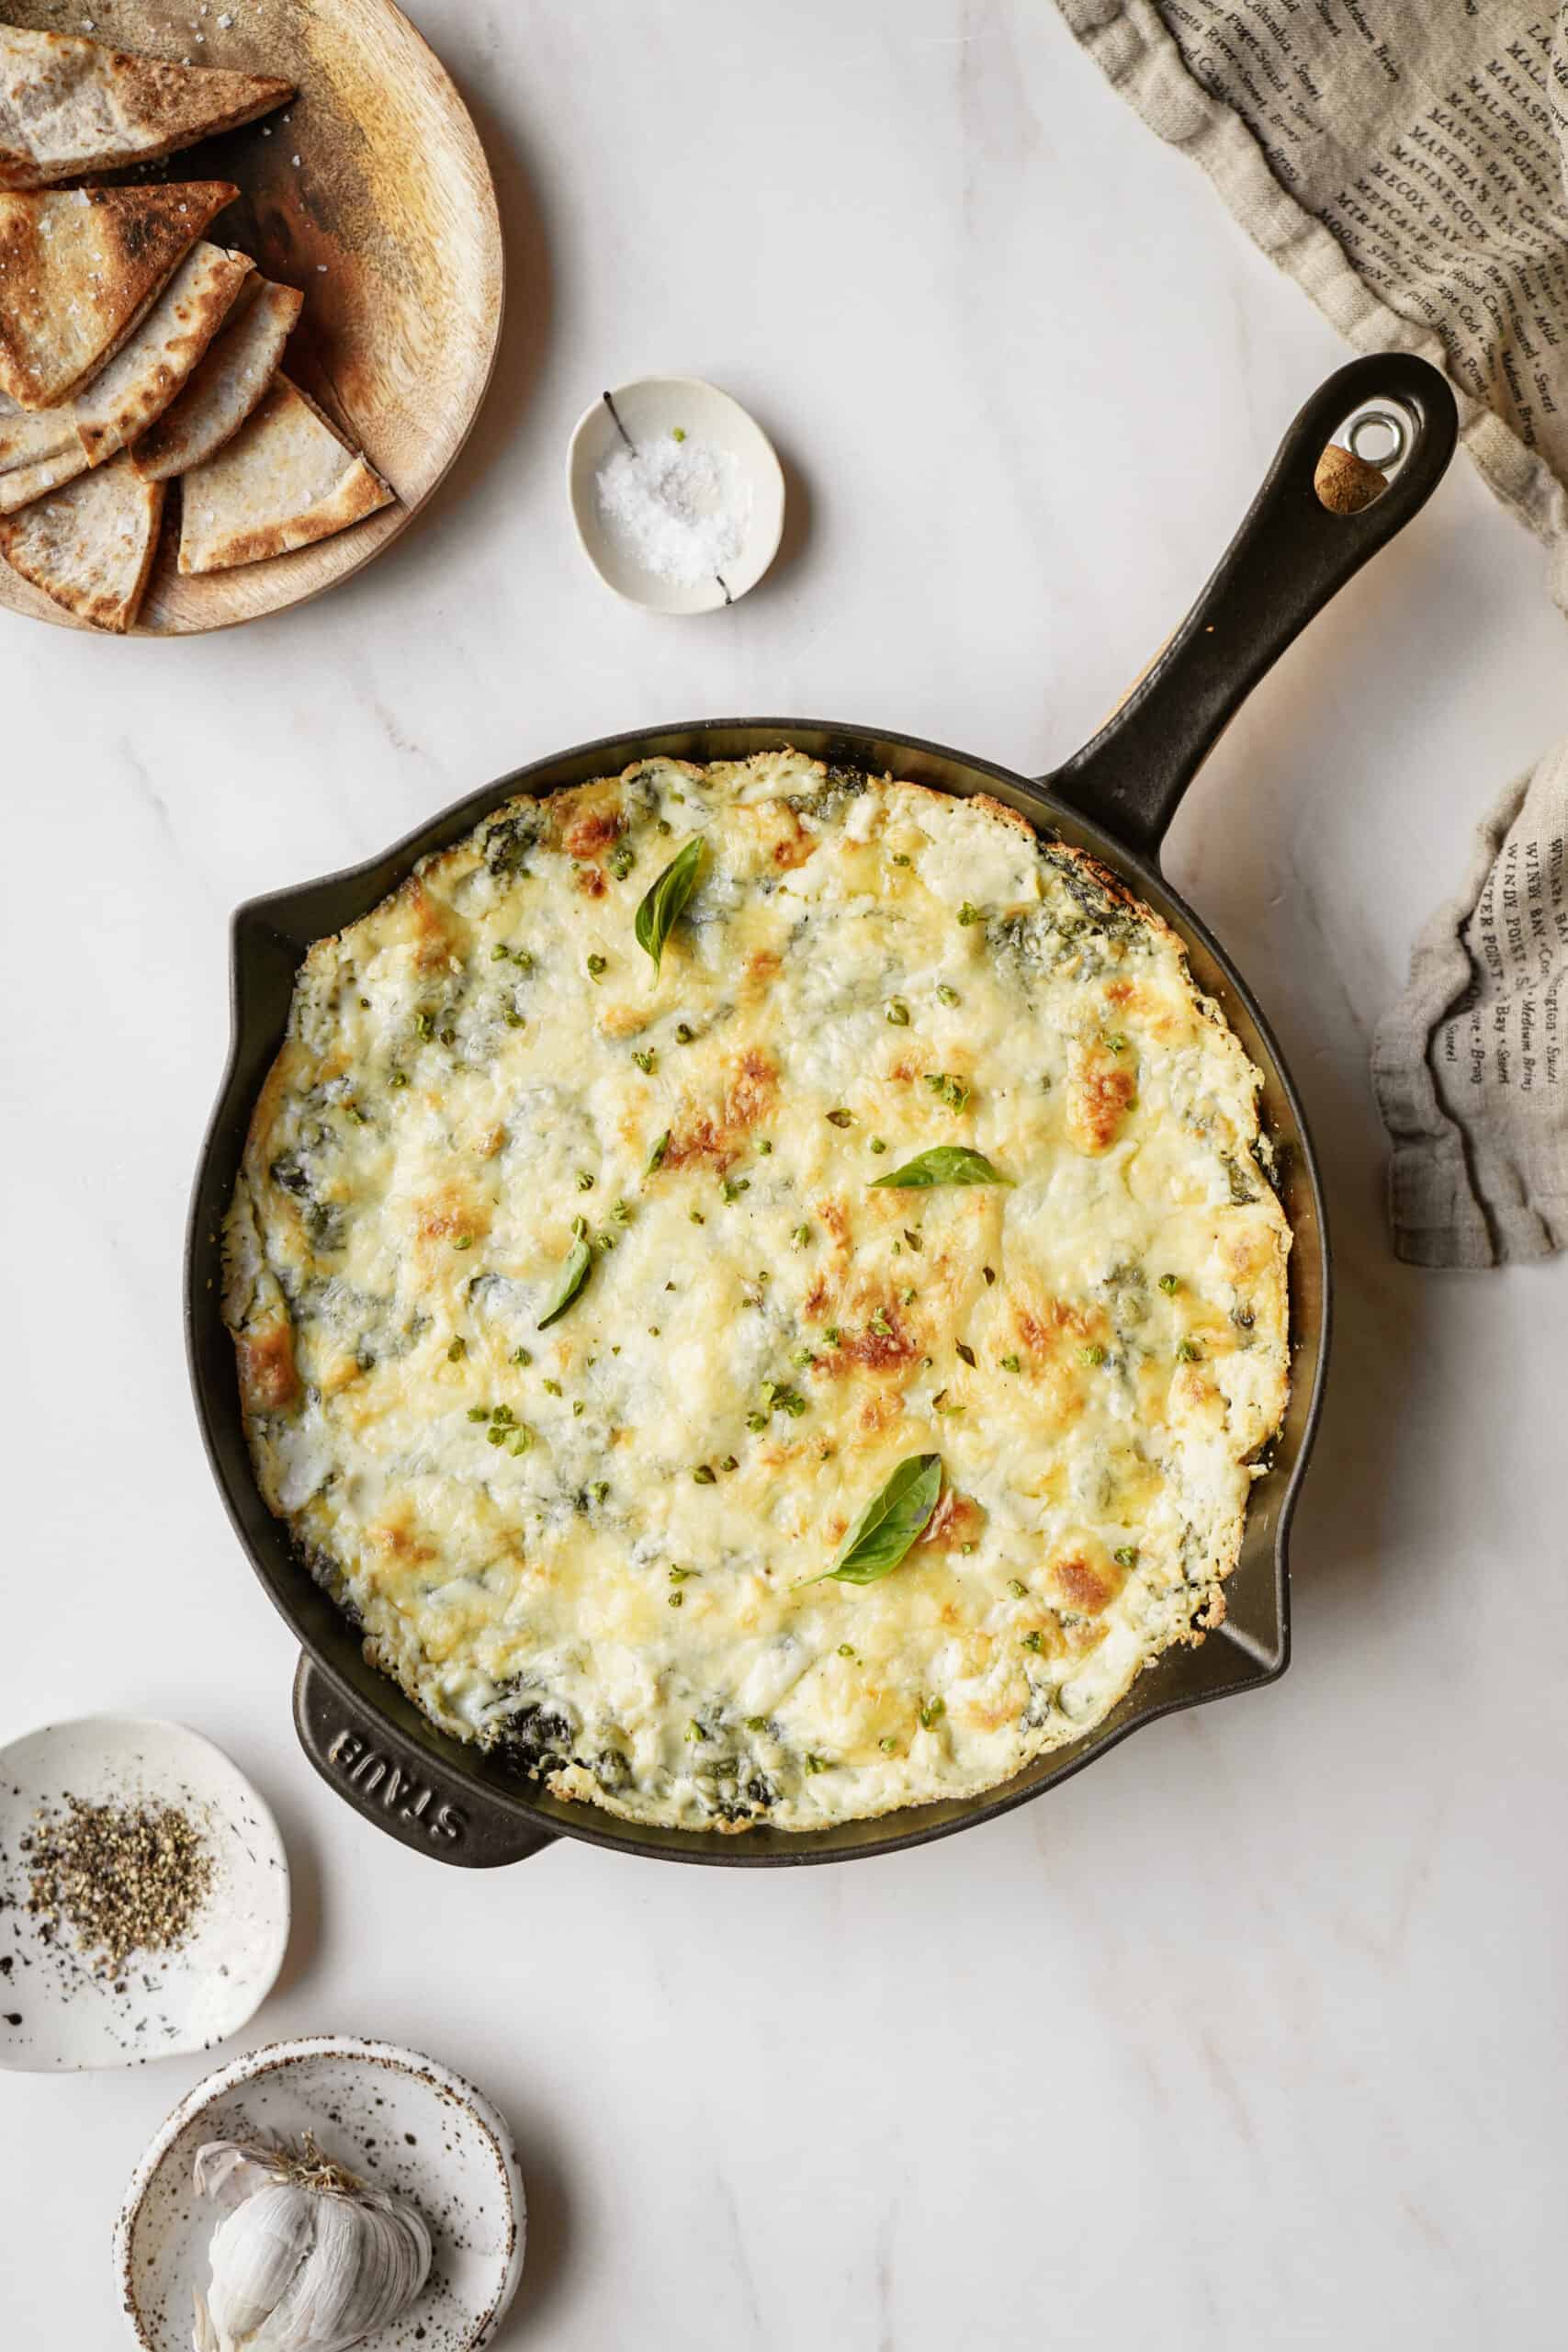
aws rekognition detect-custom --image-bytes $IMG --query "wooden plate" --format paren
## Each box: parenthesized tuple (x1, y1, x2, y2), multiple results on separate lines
(0, 0, 503, 635)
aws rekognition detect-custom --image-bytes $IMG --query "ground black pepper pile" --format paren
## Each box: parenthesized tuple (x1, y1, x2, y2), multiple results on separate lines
(22, 1792, 213, 1975)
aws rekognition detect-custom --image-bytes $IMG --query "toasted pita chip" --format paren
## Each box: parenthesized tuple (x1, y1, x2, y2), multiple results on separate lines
(178, 374, 393, 573)
(132, 275, 301, 482)
(0, 27, 290, 188)
(73, 240, 251, 466)
(0, 180, 235, 410)
(0, 449, 163, 629)
(0, 384, 86, 509)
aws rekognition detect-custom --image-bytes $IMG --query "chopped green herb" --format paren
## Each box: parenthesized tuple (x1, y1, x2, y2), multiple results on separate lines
(508, 1428, 534, 1455)
(803, 1753, 829, 1775)
(453, 1234, 473, 1250)
(693, 1464, 717, 1485)
(720, 1454, 739, 1472)
(491, 1404, 515, 1426)
(879, 1736, 898, 1754)
(675, 1022, 695, 1044)
(904, 1228, 922, 1250)
(685, 1719, 705, 1743)
(575, 1170, 595, 1192)
(389, 1069, 409, 1090)
(668, 1590, 683, 1607)
(1158, 1272, 1180, 1295)
(1079, 1343, 1106, 1367)
(486, 1425, 505, 1446)
(838, 1643, 855, 1658)
(671, 425, 686, 442)
(745, 1715, 769, 1734)
(1113, 1545, 1139, 1566)
(957, 901, 983, 926)
(721, 1177, 750, 1203)
(647, 1129, 671, 1174)
(824, 1325, 841, 1345)
(571, 1215, 589, 1240)
(466, 1406, 489, 1423)
(1177, 1337, 1201, 1363)
(586, 954, 607, 981)
(632, 1048, 656, 1074)
(869, 1136, 887, 1155)
(757, 1138, 773, 1155)
(956, 1341, 976, 1368)
(1021, 1630, 1043, 1653)
(571, 1400, 584, 1416)
(1007, 1577, 1027, 1599)
(937, 983, 960, 1006)
(669, 1566, 695, 1583)
(590, 1480, 609, 1503)
(886, 999, 910, 1026)
(869, 1309, 893, 1339)
(924, 1072, 971, 1113)
(746, 1410, 768, 1432)
(792, 1224, 812, 1248)
(900, 1285, 917, 1306)
(542, 1378, 562, 1396)
(1107, 1032, 1128, 1054)
(635, 835, 705, 973)
(510, 1347, 531, 1366)
(447, 1338, 466, 1362)
(1000, 1352, 1021, 1373)
(609, 842, 635, 880)
(826, 1108, 854, 1129)
(890, 852, 911, 866)
(919, 1696, 946, 1730)
(792, 1346, 815, 1368)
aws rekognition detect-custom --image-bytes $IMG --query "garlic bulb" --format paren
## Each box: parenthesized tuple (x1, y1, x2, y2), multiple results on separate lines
(190, 2135, 432, 2352)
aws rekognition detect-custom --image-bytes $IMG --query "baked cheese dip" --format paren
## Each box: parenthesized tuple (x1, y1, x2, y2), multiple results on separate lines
(225, 752, 1290, 1833)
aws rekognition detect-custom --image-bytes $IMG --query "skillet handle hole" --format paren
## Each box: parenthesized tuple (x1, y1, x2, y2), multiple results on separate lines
(1314, 404, 1408, 514)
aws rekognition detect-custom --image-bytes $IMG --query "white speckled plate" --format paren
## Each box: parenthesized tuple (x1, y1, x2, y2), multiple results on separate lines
(568, 374, 787, 614)
(0, 1716, 289, 2074)
(116, 2037, 526, 2351)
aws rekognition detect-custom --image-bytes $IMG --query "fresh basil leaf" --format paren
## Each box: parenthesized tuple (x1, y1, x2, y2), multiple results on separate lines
(817, 1453, 942, 1585)
(635, 834, 705, 973)
(870, 1146, 1012, 1190)
(537, 1237, 592, 1329)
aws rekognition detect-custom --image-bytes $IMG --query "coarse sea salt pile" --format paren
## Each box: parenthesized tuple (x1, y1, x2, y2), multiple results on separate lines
(595, 433, 750, 586)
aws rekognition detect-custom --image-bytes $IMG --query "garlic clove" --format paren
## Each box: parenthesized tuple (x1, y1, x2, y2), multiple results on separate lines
(204, 2183, 317, 2346)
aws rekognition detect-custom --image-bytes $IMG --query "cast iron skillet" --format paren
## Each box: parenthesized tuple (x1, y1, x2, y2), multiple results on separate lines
(186, 353, 1457, 1869)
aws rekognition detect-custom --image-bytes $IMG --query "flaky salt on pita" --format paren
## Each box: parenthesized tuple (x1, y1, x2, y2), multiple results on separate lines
(0, 384, 85, 508)
(132, 276, 301, 482)
(0, 448, 163, 630)
(74, 240, 252, 465)
(178, 374, 393, 573)
(0, 180, 235, 410)
(0, 27, 290, 188)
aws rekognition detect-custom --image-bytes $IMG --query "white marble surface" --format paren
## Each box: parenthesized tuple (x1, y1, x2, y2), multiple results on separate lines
(2, 3, 1564, 2344)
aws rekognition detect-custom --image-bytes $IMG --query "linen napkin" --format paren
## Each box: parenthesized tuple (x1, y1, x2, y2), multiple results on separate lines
(1054, 0, 1568, 1263)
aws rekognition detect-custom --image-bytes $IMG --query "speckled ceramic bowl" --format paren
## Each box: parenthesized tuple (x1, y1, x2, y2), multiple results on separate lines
(115, 2035, 526, 2351)
(0, 1716, 289, 2073)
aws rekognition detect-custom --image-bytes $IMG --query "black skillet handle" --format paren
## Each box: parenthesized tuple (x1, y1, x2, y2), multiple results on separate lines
(1045, 352, 1459, 865)
(292, 1655, 558, 1869)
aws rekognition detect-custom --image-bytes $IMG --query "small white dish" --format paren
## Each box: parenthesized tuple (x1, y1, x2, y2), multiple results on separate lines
(116, 2035, 526, 2352)
(568, 373, 786, 614)
(0, 1715, 289, 2075)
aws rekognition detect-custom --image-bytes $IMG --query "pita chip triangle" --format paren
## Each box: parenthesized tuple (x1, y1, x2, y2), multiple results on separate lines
(0, 27, 290, 188)
(178, 373, 393, 573)
(0, 448, 163, 630)
(73, 239, 252, 465)
(131, 275, 301, 482)
(0, 179, 235, 410)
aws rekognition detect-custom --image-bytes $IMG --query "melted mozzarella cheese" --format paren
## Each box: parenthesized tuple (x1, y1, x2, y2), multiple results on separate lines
(224, 752, 1290, 1831)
